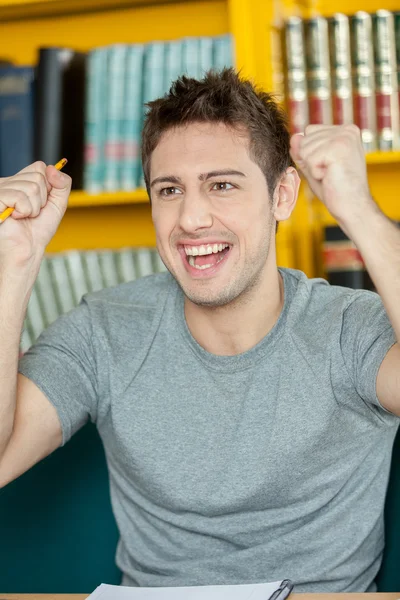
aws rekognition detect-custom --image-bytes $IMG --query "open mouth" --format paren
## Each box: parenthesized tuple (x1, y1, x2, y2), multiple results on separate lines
(183, 243, 231, 273)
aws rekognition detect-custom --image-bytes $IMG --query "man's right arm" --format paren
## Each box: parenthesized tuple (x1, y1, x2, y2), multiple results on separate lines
(0, 161, 72, 488)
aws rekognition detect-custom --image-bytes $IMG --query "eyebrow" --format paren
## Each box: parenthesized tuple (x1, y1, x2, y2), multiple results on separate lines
(150, 170, 246, 188)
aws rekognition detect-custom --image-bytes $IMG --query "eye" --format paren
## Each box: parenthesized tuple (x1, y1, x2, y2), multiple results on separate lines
(211, 181, 235, 191)
(159, 186, 182, 197)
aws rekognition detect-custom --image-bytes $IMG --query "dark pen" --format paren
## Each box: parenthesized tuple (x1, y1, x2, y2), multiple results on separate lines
(268, 579, 294, 600)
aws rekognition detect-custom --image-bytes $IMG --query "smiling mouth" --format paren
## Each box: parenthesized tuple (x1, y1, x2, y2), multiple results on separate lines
(184, 243, 231, 271)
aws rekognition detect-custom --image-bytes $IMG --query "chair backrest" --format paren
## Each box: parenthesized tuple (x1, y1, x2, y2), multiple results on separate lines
(0, 422, 399, 592)
(375, 425, 400, 591)
(0, 422, 121, 592)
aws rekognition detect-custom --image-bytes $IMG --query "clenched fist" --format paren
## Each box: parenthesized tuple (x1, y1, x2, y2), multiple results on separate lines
(290, 125, 375, 230)
(0, 161, 72, 265)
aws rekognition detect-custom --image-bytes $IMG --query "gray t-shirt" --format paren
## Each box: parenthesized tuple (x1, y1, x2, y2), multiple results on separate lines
(19, 267, 398, 592)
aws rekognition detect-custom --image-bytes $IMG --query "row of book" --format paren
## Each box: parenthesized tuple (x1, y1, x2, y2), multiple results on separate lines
(0, 34, 233, 190)
(284, 10, 400, 151)
(21, 247, 167, 353)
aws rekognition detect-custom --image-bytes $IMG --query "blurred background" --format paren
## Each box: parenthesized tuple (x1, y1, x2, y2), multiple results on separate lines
(0, 0, 399, 351)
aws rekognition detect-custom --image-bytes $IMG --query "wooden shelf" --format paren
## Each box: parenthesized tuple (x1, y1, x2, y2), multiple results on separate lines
(0, 0, 196, 20)
(68, 189, 149, 208)
(366, 151, 400, 166)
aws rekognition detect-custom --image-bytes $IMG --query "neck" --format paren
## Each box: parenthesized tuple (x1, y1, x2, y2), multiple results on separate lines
(184, 266, 284, 356)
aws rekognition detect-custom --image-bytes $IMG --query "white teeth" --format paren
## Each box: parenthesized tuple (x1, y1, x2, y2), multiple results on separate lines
(188, 256, 195, 267)
(184, 243, 229, 256)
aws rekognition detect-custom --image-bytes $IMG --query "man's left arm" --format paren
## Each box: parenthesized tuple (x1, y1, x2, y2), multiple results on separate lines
(290, 124, 400, 416)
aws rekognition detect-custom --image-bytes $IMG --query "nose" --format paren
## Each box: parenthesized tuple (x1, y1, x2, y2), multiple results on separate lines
(178, 188, 213, 233)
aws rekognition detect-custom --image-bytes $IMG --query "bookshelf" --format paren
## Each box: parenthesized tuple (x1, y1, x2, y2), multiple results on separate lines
(1, 0, 399, 276)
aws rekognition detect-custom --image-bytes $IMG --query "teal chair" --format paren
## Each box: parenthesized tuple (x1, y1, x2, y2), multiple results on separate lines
(0, 423, 121, 592)
(0, 423, 399, 592)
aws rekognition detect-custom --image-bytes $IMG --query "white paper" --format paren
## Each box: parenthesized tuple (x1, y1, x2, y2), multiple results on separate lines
(88, 580, 284, 600)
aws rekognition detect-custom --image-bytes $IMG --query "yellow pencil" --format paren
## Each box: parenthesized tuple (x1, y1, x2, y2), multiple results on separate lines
(0, 158, 68, 224)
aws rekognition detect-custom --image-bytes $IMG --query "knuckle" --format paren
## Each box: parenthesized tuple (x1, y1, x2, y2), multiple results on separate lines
(29, 181, 41, 196)
(32, 160, 46, 172)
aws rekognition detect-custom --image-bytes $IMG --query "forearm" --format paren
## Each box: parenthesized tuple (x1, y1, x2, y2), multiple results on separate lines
(0, 256, 43, 458)
(340, 200, 400, 342)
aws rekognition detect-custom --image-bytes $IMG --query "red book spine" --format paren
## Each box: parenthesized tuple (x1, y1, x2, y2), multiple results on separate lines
(305, 17, 332, 125)
(285, 17, 309, 133)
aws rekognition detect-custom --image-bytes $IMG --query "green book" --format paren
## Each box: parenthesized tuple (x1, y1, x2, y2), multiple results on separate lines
(198, 37, 214, 77)
(83, 47, 108, 193)
(104, 44, 128, 191)
(164, 39, 183, 91)
(98, 250, 119, 288)
(35, 256, 60, 327)
(140, 42, 166, 187)
(212, 35, 234, 70)
(82, 251, 104, 292)
(48, 255, 76, 315)
(64, 250, 91, 306)
(117, 248, 138, 283)
(121, 44, 144, 191)
(182, 37, 201, 78)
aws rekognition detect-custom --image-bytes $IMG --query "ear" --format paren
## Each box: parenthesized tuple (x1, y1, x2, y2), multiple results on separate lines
(272, 167, 300, 222)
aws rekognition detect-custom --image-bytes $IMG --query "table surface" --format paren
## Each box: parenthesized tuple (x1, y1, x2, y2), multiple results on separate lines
(0, 594, 399, 600)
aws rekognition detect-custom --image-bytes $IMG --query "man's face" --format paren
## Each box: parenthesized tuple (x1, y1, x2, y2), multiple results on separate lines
(150, 122, 276, 308)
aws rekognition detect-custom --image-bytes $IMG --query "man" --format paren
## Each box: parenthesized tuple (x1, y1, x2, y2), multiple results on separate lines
(0, 69, 399, 592)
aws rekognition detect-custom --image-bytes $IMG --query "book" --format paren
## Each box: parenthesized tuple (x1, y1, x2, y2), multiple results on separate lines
(212, 35, 234, 70)
(284, 17, 309, 133)
(121, 44, 144, 191)
(135, 248, 156, 277)
(0, 66, 34, 177)
(98, 250, 119, 288)
(164, 39, 183, 91)
(117, 248, 138, 283)
(34, 47, 86, 188)
(82, 250, 104, 292)
(35, 256, 61, 327)
(84, 47, 108, 193)
(323, 225, 365, 289)
(182, 37, 201, 78)
(351, 12, 377, 152)
(25, 285, 46, 344)
(305, 17, 333, 125)
(373, 10, 400, 151)
(329, 14, 353, 125)
(104, 44, 128, 191)
(198, 37, 214, 77)
(64, 250, 90, 305)
(48, 254, 76, 314)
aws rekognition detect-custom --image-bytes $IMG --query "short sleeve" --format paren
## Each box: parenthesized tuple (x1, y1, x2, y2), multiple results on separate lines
(18, 298, 98, 445)
(340, 290, 397, 416)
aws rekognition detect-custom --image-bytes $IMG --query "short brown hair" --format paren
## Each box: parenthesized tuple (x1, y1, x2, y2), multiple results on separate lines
(141, 68, 294, 198)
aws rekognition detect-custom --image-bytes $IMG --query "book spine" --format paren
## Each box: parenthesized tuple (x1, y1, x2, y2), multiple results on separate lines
(373, 10, 400, 151)
(285, 17, 309, 134)
(395, 13, 400, 120)
(64, 250, 90, 305)
(164, 39, 183, 91)
(135, 248, 156, 277)
(117, 248, 138, 282)
(0, 66, 34, 177)
(182, 37, 201, 78)
(212, 35, 234, 70)
(198, 37, 214, 77)
(98, 250, 119, 288)
(305, 17, 333, 125)
(25, 285, 46, 343)
(35, 256, 61, 327)
(48, 255, 76, 314)
(329, 14, 353, 125)
(322, 225, 365, 289)
(104, 44, 128, 191)
(121, 44, 144, 191)
(351, 12, 377, 152)
(83, 47, 108, 193)
(82, 250, 104, 292)
(140, 42, 166, 187)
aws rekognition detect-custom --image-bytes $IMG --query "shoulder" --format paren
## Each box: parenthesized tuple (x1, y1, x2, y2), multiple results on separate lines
(279, 267, 382, 325)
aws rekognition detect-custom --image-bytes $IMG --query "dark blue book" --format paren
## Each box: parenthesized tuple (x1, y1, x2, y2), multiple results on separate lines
(0, 66, 34, 177)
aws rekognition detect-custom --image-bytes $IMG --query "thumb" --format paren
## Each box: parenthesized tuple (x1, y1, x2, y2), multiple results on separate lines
(45, 165, 72, 210)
